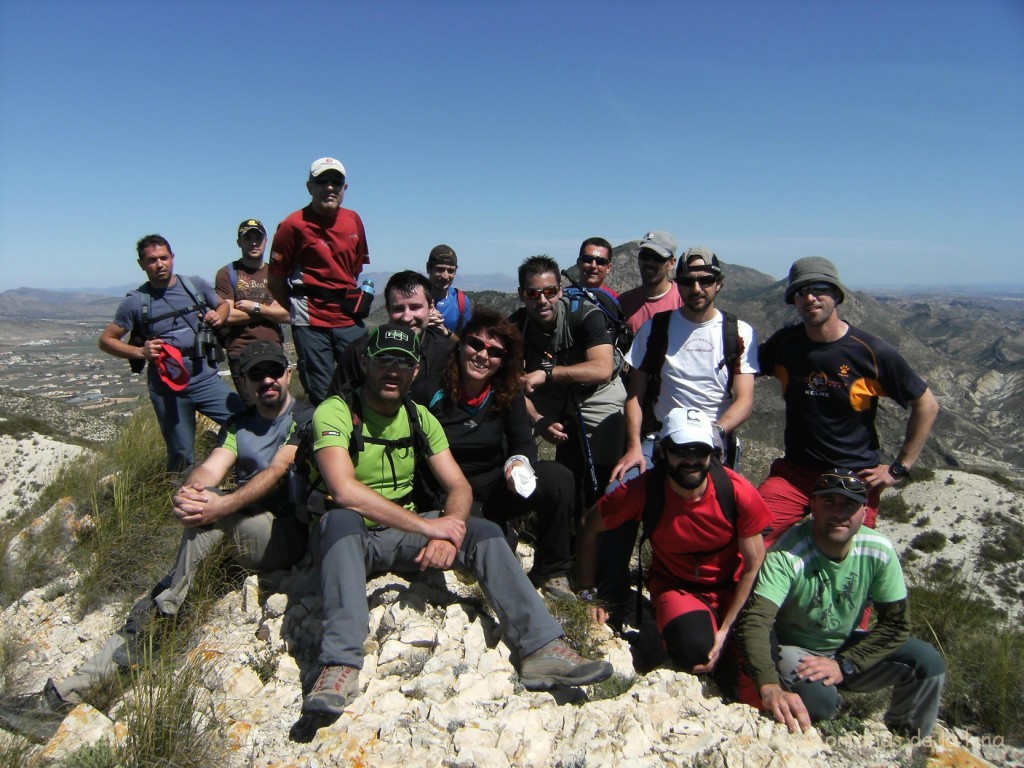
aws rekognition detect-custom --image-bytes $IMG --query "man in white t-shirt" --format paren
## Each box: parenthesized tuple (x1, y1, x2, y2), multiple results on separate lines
(613, 246, 758, 480)
(600, 248, 759, 622)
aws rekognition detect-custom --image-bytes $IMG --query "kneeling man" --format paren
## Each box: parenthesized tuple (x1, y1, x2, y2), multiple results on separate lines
(737, 469, 945, 736)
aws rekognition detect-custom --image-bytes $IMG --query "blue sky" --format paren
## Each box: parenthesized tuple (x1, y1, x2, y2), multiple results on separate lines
(1, 0, 1021, 291)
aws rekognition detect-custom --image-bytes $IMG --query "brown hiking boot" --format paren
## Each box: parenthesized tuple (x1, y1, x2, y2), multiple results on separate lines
(302, 665, 360, 715)
(519, 638, 613, 690)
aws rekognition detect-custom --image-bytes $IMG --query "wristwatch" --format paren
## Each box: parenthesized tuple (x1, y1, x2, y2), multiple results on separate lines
(836, 655, 857, 678)
(540, 358, 554, 384)
(889, 461, 909, 480)
(251, 304, 262, 316)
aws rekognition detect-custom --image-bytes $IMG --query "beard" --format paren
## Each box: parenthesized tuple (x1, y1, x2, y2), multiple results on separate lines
(666, 460, 710, 490)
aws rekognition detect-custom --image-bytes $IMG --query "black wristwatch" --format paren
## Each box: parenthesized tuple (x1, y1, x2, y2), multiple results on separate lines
(889, 461, 909, 480)
(837, 655, 857, 678)
(540, 359, 554, 384)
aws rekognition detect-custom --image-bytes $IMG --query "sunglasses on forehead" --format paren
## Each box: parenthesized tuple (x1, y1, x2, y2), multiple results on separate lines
(814, 472, 867, 495)
(522, 285, 560, 300)
(464, 336, 507, 359)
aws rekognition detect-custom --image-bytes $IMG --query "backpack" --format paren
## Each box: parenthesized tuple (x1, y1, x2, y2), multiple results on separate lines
(635, 457, 737, 617)
(127, 275, 211, 372)
(288, 386, 432, 524)
(637, 309, 739, 434)
(562, 274, 633, 377)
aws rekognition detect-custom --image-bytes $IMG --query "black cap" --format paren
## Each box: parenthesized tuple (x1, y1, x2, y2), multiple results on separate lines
(239, 341, 288, 374)
(812, 469, 868, 504)
(238, 219, 267, 238)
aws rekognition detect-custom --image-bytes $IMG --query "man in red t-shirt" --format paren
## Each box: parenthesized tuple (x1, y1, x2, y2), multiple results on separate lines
(617, 231, 683, 334)
(268, 157, 370, 404)
(578, 408, 770, 680)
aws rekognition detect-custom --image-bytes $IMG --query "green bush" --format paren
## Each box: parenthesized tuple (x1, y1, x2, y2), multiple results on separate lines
(879, 493, 913, 524)
(909, 567, 1023, 737)
(910, 531, 947, 553)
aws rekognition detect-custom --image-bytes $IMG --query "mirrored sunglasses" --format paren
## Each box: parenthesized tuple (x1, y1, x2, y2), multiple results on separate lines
(523, 285, 560, 300)
(369, 354, 417, 371)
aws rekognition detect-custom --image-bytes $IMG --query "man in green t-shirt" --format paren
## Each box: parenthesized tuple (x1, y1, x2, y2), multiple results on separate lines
(737, 469, 945, 737)
(303, 324, 612, 717)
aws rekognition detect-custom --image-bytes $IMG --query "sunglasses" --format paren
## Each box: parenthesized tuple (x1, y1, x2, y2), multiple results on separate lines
(663, 442, 714, 460)
(369, 354, 417, 371)
(311, 176, 345, 188)
(638, 250, 668, 263)
(579, 255, 610, 266)
(464, 336, 507, 359)
(814, 471, 867, 495)
(245, 364, 286, 382)
(793, 282, 835, 299)
(522, 285, 560, 300)
(677, 275, 718, 288)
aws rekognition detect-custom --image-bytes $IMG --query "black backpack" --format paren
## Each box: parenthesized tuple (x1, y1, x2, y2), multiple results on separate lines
(637, 309, 739, 434)
(635, 457, 737, 617)
(288, 387, 432, 523)
(562, 271, 633, 377)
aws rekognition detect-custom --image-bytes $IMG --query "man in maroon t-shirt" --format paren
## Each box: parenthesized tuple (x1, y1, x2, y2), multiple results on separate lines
(268, 157, 370, 404)
(216, 218, 288, 401)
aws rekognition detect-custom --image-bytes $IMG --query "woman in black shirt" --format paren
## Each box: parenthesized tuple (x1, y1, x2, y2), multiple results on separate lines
(424, 307, 576, 601)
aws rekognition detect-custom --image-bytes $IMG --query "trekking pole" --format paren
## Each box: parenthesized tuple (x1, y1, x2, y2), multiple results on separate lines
(570, 386, 600, 498)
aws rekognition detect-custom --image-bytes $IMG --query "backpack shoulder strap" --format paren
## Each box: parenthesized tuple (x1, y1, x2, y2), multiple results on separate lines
(639, 465, 667, 546)
(708, 457, 737, 526)
(136, 282, 153, 335)
(227, 262, 240, 298)
(177, 275, 209, 311)
(639, 309, 673, 374)
(403, 396, 432, 457)
(455, 288, 467, 315)
(719, 310, 739, 393)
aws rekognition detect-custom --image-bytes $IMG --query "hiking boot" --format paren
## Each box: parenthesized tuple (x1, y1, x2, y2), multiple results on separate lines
(538, 576, 577, 603)
(0, 679, 76, 743)
(302, 665, 360, 715)
(519, 638, 613, 690)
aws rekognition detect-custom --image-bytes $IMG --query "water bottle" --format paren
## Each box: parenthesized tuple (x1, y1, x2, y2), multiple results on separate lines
(351, 278, 375, 318)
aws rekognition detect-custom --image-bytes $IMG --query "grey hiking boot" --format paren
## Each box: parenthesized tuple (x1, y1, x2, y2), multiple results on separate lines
(519, 638, 613, 690)
(302, 665, 360, 715)
(538, 576, 577, 603)
(0, 679, 77, 743)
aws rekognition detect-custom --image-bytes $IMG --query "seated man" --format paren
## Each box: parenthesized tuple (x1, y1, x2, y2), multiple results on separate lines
(736, 470, 945, 737)
(303, 324, 613, 716)
(0, 341, 311, 741)
(578, 409, 770, 682)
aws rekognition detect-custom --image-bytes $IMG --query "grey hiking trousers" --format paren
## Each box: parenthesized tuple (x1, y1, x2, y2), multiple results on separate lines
(776, 636, 946, 737)
(313, 508, 564, 668)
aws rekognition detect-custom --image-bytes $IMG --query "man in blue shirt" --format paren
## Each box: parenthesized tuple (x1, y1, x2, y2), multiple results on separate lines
(425, 243, 472, 338)
(99, 234, 244, 472)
